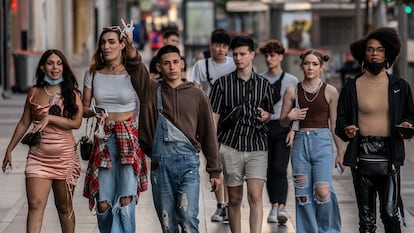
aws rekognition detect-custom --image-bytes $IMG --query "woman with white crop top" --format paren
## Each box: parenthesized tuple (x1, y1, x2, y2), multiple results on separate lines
(82, 19, 148, 233)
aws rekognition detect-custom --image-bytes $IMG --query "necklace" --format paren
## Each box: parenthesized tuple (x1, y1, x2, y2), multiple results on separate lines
(301, 80, 322, 94)
(106, 63, 122, 71)
(44, 85, 55, 97)
(302, 81, 323, 102)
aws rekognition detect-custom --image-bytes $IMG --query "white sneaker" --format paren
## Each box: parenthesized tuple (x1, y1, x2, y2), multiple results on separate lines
(267, 208, 278, 223)
(277, 207, 288, 224)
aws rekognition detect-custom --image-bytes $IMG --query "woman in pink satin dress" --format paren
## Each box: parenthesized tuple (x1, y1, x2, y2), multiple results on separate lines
(2, 49, 83, 233)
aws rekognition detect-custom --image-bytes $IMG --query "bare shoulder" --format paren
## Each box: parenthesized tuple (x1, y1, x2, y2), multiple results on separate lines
(325, 83, 339, 95)
(324, 83, 339, 103)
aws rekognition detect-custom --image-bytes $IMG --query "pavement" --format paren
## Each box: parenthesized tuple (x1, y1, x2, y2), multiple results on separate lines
(1, 48, 414, 232)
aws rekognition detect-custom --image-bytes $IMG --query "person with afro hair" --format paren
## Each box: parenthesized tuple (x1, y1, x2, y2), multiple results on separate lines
(336, 27, 414, 233)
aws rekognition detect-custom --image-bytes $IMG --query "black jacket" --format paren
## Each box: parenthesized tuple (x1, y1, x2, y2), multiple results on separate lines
(335, 73, 414, 168)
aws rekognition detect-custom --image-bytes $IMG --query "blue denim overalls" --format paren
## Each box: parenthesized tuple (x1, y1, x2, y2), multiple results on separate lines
(151, 86, 200, 233)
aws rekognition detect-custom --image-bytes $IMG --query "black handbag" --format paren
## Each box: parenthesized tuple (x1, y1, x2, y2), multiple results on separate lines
(357, 153, 389, 176)
(21, 131, 42, 147)
(79, 136, 93, 161)
(78, 117, 95, 161)
(357, 136, 390, 176)
(219, 105, 243, 130)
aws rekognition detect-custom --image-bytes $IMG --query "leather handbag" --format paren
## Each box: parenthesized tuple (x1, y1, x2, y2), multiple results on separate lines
(357, 136, 389, 176)
(357, 153, 389, 176)
(219, 105, 243, 130)
(21, 131, 42, 147)
(78, 117, 95, 161)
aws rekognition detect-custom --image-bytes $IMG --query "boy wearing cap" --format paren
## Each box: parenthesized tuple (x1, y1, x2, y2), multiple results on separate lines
(336, 27, 414, 233)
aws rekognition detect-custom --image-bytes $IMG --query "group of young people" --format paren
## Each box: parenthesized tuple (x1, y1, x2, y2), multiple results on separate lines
(2, 18, 413, 233)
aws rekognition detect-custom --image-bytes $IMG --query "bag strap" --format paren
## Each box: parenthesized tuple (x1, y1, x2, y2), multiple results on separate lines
(277, 71, 285, 84)
(85, 72, 96, 137)
(205, 58, 214, 86)
(291, 83, 300, 131)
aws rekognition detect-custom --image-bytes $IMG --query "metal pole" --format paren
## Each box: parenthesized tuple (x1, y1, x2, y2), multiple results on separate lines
(398, 4, 408, 80)
(2, 0, 12, 99)
(355, 0, 363, 40)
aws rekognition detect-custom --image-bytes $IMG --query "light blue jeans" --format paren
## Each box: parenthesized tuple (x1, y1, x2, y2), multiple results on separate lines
(151, 113, 200, 233)
(291, 129, 341, 233)
(97, 133, 138, 233)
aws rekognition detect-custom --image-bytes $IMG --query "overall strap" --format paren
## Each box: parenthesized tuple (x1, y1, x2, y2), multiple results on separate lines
(157, 85, 163, 112)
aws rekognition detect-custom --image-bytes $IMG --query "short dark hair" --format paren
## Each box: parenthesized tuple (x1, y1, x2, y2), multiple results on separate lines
(230, 35, 255, 51)
(156, 45, 181, 61)
(211, 28, 231, 45)
(163, 29, 179, 39)
(259, 39, 285, 55)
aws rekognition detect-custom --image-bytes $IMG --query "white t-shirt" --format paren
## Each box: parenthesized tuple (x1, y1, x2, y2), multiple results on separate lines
(190, 56, 236, 96)
(260, 71, 298, 120)
(84, 71, 137, 113)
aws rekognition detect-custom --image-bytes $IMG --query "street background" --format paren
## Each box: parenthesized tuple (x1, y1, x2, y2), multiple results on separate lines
(1, 46, 414, 232)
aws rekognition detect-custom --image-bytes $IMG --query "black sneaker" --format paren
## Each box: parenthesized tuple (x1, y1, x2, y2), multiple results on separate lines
(222, 204, 229, 221)
(211, 203, 225, 222)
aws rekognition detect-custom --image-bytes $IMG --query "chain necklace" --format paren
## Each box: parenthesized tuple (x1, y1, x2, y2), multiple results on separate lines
(44, 85, 61, 104)
(106, 63, 124, 74)
(44, 85, 55, 97)
(302, 81, 323, 103)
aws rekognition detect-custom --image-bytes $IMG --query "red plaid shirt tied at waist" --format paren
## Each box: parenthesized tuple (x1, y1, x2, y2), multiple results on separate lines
(83, 114, 148, 211)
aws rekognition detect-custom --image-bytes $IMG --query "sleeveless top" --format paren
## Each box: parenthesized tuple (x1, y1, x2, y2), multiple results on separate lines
(26, 87, 80, 189)
(298, 82, 329, 129)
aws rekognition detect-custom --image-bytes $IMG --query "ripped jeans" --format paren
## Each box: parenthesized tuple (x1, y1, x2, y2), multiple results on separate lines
(291, 129, 341, 233)
(97, 133, 138, 233)
(150, 113, 200, 233)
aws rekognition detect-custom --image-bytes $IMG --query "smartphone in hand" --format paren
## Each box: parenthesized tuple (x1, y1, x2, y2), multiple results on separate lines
(92, 105, 108, 116)
(336, 163, 343, 175)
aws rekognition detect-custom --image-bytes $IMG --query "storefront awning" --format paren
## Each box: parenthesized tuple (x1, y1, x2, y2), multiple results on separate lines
(226, 1, 269, 12)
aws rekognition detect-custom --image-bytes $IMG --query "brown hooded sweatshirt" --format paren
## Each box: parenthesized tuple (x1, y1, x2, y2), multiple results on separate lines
(127, 53, 221, 178)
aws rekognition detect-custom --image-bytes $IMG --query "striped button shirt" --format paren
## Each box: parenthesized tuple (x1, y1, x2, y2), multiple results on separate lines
(209, 70, 274, 151)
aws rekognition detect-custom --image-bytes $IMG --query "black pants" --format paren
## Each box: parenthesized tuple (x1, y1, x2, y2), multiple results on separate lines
(266, 120, 290, 205)
(352, 169, 401, 233)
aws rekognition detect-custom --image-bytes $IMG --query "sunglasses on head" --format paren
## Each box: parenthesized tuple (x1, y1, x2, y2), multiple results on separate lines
(102, 26, 122, 32)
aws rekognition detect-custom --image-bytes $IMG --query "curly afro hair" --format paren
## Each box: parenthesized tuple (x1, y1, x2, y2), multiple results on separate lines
(350, 27, 401, 66)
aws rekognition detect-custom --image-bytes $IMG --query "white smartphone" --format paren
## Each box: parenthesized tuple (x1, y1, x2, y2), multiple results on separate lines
(336, 163, 343, 175)
(92, 105, 108, 116)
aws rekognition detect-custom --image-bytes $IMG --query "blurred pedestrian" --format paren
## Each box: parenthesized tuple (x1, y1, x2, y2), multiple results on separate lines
(336, 27, 414, 233)
(82, 19, 148, 233)
(258, 39, 298, 224)
(338, 51, 360, 88)
(209, 35, 274, 233)
(195, 48, 211, 62)
(2, 49, 82, 233)
(149, 29, 187, 80)
(280, 50, 342, 233)
(149, 28, 162, 56)
(129, 44, 222, 232)
(191, 28, 235, 222)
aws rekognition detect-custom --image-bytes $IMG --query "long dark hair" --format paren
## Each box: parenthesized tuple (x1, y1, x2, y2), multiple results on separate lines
(89, 28, 126, 75)
(35, 49, 80, 118)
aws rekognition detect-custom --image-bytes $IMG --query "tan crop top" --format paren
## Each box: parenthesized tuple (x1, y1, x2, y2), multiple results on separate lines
(298, 82, 329, 129)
